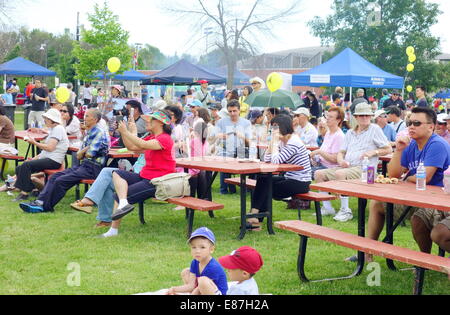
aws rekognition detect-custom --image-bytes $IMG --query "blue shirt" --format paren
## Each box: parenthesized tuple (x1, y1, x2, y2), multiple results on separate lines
(190, 258, 228, 295)
(82, 125, 110, 165)
(215, 117, 252, 157)
(401, 134, 450, 187)
(1, 93, 13, 105)
(382, 124, 397, 142)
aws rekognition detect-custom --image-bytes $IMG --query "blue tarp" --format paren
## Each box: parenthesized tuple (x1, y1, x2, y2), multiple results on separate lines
(0, 57, 56, 76)
(202, 66, 250, 86)
(292, 48, 404, 89)
(141, 59, 226, 85)
(93, 69, 149, 81)
(434, 89, 450, 98)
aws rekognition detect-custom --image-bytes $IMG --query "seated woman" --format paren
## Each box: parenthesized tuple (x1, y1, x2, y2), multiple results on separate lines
(13, 109, 69, 201)
(61, 104, 82, 149)
(100, 111, 176, 238)
(247, 114, 312, 230)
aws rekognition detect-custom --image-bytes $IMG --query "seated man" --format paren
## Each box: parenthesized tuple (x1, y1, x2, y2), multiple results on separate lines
(364, 107, 450, 261)
(20, 109, 109, 213)
(314, 103, 392, 222)
(374, 109, 397, 146)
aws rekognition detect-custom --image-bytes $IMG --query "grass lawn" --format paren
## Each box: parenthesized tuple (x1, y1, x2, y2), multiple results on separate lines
(0, 111, 448, 295)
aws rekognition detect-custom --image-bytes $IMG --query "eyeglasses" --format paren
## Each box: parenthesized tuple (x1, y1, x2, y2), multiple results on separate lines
(60, 110, 68, 113)
(251, 83, 259, 86)
(406, 120, 431, 127)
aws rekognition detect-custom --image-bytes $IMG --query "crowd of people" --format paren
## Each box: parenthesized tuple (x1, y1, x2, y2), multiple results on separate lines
(1, 78, 449, 294)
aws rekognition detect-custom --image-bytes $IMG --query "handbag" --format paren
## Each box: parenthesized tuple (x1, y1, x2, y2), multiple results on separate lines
(151, 172, 191, 201)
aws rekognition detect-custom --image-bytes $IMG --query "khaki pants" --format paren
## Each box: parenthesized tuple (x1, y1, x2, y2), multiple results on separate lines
(317, 166, 362, 181)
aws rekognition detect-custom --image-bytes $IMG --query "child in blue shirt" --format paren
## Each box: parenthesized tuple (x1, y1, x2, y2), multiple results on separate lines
(167, 227, 228, 295)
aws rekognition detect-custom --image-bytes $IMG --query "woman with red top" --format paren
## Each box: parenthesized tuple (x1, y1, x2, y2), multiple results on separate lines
(100, 110, 176, 238)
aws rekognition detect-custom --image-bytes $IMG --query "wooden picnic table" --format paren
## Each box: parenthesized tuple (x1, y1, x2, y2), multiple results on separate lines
(176, 156, 303, 239)
(310, 179, 449, 271)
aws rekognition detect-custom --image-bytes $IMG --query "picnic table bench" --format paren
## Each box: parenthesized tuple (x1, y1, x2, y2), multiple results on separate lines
(0, 154, 25, 180)
(224, 177, 337, 225)
(275, 220, 450, 295)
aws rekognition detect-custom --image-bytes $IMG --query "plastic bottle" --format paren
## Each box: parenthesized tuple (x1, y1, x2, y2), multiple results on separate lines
(361, 157, 369, 183)
(416, 162, 426, 191)
(249, 138, 258, 161)
(443, 167, 450, 194)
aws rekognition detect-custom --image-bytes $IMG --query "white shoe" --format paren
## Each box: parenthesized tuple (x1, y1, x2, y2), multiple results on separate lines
(314, 207, 336, 216)
(333, 208, 353, 222)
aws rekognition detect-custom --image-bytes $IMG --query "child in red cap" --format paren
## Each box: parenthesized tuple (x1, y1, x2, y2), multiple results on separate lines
(219, 246, 263, 295)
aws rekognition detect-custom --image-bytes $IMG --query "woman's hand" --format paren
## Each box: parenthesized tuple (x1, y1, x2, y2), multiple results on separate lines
(338, 159, 350, 168)
(128, 120, 137, 135)
(117, 121, 128, 134)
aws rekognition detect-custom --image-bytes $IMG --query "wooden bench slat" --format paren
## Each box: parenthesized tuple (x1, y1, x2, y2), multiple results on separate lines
(0, 155, 25, 160)
(80, 179, 95, 185)
(275, 220, 450, 274)
(165, 197, 224, 212)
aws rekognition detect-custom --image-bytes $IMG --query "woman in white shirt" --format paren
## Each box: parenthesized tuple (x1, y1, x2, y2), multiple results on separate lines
(61, 104, 82, 149)
(13, 109, 69, 202)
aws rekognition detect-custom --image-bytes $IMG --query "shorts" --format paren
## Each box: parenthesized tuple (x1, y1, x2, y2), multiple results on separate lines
(28, 111, 45, 127)
(317, 166, 362, 181)
(413, 209, 450, 231)
(382, 203, 417, 221)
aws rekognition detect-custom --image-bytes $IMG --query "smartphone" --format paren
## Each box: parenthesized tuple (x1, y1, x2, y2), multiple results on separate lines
(116, 116, 124, 123)
(130, 108, 135, 119)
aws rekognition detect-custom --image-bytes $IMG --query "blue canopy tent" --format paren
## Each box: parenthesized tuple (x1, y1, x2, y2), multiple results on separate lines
(201, 66, 250, 86)
(0, 57, 56, 77)
(292, 48, 404, 89)
(93, 69, 149, 81)
(141, 59, 226, 86)
(434, 89, 450, 99)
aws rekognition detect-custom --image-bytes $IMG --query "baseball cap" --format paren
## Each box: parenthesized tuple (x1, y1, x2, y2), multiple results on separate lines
(374, 109, 387, 120)
(198, 80, 209, 85)
(445, 114, 450, 121)
(219, 246, 264, 274)
(189, 99, 203, 108)
(293, 107, 311, 117)
(391, 90, 400, 95)
(188, 227, 216, 245)
(208, 103, 222, 111)
(248, 109, 263, 122)
(437, 113, 448, 124)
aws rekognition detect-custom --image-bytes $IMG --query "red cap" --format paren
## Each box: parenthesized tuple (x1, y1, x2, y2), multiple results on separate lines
(219, 246, 263, 274)
(198, 80, 209, 84)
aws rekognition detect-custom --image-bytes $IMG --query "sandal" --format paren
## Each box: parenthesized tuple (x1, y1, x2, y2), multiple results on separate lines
(244, 222, 262, 231)
(70, 200, 93, 214)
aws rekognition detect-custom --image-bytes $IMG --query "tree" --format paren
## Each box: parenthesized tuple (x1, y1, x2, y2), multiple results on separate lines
(73, 2, 132, 82)
(165, 0, 301, 88)
(136, 44, 167, 70)
(308, 0, 443, 92)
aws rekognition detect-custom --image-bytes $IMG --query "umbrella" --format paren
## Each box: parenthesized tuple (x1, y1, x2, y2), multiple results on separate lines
(245, 89, 303, 108)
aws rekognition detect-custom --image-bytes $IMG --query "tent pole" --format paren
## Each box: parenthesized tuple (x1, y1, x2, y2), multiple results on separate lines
(350, 87, 353, 103)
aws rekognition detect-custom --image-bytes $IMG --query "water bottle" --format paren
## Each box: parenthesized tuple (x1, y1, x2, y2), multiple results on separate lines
(416, 162, 426, 191)
(361, 157, 369, 183)
(443, 167, 450, 194)
(249, 139, 258, 161)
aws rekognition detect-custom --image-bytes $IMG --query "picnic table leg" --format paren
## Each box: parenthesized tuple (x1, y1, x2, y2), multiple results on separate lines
(385, 203, 397, 271)
(238, 174, 248, 240)
(266, 174, 275, 235)
(382, 161, 388, 177)
(186, 208, 195, 239)
(413, 267, 425, 295)
(138, 202, 146, 225)
(297, 235, 310, 282)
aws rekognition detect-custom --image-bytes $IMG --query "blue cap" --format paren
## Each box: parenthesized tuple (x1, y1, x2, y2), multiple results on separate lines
(190, 99, 204, 108)
(188, 227, 216, 245)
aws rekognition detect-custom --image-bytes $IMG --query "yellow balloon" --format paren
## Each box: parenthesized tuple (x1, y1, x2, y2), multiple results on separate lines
(406, 85, 413, 92)
(56, 87, 70, 104)
(266, 72, 283, 93)
(408, 54, 416, 63)
(406, 64, 414, 72)
(406, 46, 415, 56)
(107, 57, 121, 73)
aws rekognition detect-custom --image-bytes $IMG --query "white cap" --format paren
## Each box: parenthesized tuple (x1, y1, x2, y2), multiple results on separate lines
(293, 107, 311, 117)
(437, 113, 448, 124)
(42, 108, 62, 125)
(374, 109, 386, 120)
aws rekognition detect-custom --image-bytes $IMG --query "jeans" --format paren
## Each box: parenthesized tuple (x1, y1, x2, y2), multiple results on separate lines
(219, 172, 236, 194)
(84, 167, 117, 223)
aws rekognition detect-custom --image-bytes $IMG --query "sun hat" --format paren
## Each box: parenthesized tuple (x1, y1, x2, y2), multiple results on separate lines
(218, 246, 263, 274)
(111, 85, 122, 94)
(142, 111, 171, 125)
(293, 107, 311, 117)
(437, 113, 448, 124)
(42, 108, 62, 124)
(353, 103, 374, 116)
(250, 77, 266, 89)
(374, 109, 387, 120)
(153, 100, 167, 110)
(188, 227, 216, 245)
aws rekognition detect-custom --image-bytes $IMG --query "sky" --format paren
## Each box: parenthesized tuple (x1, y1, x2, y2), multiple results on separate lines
(6, 0, 450, 59)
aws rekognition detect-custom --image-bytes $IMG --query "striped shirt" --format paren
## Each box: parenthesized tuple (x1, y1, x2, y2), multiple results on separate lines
(341, 124, 389, 167)
(265, 134, 312, 182)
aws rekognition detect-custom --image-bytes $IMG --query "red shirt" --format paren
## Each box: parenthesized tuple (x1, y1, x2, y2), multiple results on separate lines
(26, 84, 35, 97)
(140, 133, 176, 180)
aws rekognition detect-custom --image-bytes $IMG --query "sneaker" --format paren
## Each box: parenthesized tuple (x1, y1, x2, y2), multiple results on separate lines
(333, 208, 353, 222)
(20, 201, 45, 214)
(111, 204, 135, 221)
(13, 193, 30, 202)
(314, 207, 336, 216)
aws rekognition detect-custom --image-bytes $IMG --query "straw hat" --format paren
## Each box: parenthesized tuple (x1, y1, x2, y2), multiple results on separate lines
(353, 103, 374, 116)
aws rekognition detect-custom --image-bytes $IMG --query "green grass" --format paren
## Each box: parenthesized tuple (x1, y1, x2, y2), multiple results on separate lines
(0, 112, 448, 295)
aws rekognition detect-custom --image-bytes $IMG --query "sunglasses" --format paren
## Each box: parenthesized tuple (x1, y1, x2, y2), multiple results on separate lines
(60, 110, 68, 113)
(438, 122, 447, 125)
(406, 120, 431, 127)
